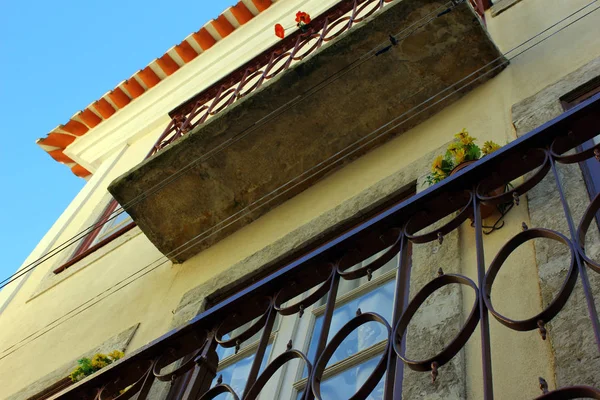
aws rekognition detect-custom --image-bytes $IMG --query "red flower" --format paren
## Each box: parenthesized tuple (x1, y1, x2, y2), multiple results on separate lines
(295, 11, 311, 25)
(274, 23, 285, 39)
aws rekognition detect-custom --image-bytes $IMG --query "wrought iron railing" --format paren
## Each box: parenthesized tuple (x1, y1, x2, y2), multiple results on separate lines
(146, 0, 488, 159)
(52, 92, 600, 399)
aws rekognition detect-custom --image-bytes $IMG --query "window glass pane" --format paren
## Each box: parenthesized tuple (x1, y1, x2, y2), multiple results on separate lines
(212, 393, 237, 400)
(303, 278, 395, 376)
(94, 211, 132, 243)
(213, 343, 272, 396)
(297, 354, 385, 400)
(216, 314, 280, 361)
(335, 248, 397, 297)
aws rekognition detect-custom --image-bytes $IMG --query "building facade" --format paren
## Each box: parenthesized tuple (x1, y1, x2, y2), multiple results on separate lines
(1, 0, 600, 399)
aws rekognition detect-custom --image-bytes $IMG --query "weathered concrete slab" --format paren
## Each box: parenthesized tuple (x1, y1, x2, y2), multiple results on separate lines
(109, 0, 506, 262)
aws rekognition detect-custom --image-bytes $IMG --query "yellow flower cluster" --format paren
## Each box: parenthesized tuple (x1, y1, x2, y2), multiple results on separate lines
(108, 350, 125, 360)
(454, 128, 474, 145)
(69, 350, 126, 383)
(430, 155, 447, 181)
(69, 370, 86, 382)
(91, 354, 110, 369)
(482, 140, 501, 155)
(425, 128, 503, 187)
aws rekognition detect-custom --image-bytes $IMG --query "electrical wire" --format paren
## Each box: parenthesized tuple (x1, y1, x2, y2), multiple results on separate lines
(0, 0, 597, 362)
(0, 2, 454, 290)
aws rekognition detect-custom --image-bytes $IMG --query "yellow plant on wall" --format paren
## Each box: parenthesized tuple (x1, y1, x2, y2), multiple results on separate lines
(69, 350, 125, 382)
(425, 129, 501, 186)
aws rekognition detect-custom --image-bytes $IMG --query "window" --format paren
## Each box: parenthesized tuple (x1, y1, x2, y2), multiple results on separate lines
(207, 249, 400, 399)
(560, 77, 600, 229)
(211, 317, 278, 396)
(53, 199, 135, 273)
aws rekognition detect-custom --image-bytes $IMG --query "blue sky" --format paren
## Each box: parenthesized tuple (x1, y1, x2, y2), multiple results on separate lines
(0, 0, 237, 284)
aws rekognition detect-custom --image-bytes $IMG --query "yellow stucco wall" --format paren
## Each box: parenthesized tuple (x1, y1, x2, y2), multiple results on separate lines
(1, 0, 599, 398)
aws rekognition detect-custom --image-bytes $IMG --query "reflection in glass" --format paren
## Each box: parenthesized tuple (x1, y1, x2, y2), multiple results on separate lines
(297, 355, 385, 400)
(94, 210, 132, 243)
(212, 344, 272, 396)
(304, 279, 395, 375)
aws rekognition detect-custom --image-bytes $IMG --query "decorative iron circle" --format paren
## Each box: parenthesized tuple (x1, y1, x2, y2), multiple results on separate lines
(352, 0, 383, 23)
(550, 135, 600, 164)
(153, 347, 202, 382)
(274, 264, 335, 316)
(245, 350, 312, 400)
(483, 228, 577, 331)
(577, 192, 600, 273)
(535, 385, 600, 399)
(236, 70, 264, 98)
(322, 16, 352, 42)
(198, 384, 240, 400)
(216, 298, 273, 348)
(293, 34, 322, 61)
(337, 229, 403, 280)
(476, 148, 550, 206)
(392, 274, 480, 371)
(210, 88, 237, 115)
(97, 361, 154, 400)
(189, 105, 210, 128)
(404, 192, 474, 244)
(311, 312, 391, 400)
(264, 52, 293, 80)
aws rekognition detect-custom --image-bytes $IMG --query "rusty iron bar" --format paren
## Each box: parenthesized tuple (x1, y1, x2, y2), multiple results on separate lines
(303, 268, 340, 400)
(549, 155, 600, 350)
(241, 302, 277, 398)
(386, 235, 412, 400)
(473, 194, 494, 399)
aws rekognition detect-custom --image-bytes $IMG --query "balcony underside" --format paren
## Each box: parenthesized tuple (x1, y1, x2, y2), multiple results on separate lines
(109, 0, 506, 262)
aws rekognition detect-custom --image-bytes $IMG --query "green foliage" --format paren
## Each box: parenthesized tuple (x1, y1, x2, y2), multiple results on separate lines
(69, 350, 125, 383)
(424, 129, 501, 186)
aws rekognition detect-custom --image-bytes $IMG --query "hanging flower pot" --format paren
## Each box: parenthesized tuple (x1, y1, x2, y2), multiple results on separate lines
(449, 160, 504, 220)
(425, 129, 505, 221)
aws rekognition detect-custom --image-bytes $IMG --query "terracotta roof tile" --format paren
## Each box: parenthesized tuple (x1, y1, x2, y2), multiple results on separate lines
(37, 0, 273, 177)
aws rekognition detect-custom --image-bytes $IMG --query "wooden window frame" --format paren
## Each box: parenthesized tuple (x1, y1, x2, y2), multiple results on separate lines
(53, 200, 136, 274)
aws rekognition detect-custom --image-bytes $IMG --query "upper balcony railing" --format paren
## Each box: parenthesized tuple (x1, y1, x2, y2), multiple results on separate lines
(54, 92, 600, 399)
(146, 0, 490, 159)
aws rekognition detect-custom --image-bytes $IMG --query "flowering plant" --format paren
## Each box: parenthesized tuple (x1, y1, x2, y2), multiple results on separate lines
(274, 11, 311, 39)
(425, 129, 501, 186)
(69, 350, 125, 382)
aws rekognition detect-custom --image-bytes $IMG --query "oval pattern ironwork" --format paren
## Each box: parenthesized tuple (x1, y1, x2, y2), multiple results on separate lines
(477, 148, 550, 206)
(153, 347, 202, 382)
(244, 349, 312, 400)
(337, 229, 402, 280)
(97, 361, 154, 400)
(392, 273, 480, 371)
(311, 312, 391, 400)
(550, 134, 600, 164)
(274, 265, 335, 316)
(483, 228, 577, 331)
(535, 385, 600, 399)
(405, 192, 474, 244)
(216, 299, 273, 348)
(198, 384, 240, 400)
(577, 192, 600, 274)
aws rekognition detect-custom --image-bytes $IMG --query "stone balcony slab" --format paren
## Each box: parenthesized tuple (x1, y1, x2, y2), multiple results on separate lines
(109, 0, 506, 262)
